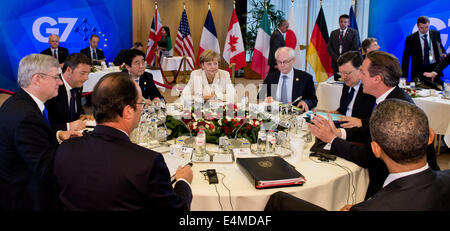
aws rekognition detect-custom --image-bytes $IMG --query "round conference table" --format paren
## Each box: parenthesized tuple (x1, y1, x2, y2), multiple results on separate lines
(156, 141, 369, 211)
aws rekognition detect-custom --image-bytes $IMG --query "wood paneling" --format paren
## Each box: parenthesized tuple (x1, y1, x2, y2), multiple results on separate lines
(132, 0, 234, 69)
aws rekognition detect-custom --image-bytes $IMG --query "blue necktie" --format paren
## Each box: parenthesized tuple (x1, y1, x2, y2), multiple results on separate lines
(43, 107, 50, 125)
(423, 34, 430, 66)
(281, 75, 288, 104)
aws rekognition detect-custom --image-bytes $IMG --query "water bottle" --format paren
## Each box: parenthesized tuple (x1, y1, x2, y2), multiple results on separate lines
(195, 128, 206, 159)
(444, 77, 450, 99)
(266, 130, 276, 154)
(257, 125, 267, 155)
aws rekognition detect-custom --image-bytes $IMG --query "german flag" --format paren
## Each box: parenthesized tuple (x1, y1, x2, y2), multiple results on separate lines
(306, 7, 333, 82)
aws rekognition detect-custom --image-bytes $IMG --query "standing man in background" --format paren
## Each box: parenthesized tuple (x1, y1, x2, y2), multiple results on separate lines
(402, 16, 446, 90)
(268, 20, 288, 74)
(327, 14, 360, 81)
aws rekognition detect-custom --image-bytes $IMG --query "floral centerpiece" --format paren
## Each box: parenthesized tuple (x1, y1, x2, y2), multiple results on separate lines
(165, 103, 263, 144)
(405, 88, 418, 98)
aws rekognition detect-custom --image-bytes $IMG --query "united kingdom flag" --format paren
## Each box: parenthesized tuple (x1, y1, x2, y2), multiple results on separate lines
(145, 6, 162, 65)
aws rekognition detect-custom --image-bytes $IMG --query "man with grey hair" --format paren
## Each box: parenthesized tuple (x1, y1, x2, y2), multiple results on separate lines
(308, 50, 439, 199)
(40, 34, 69, 65)
(261, 46, 317, 111)
(0, 54, 80, 210)
(266, 99, 450, 211)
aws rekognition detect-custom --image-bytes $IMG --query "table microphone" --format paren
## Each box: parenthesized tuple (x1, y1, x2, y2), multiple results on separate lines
(291, 96, 303, 105)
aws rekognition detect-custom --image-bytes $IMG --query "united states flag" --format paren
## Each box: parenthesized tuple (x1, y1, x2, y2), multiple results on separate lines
(145, 7, 162, 65)
(174, 9, 195, 69)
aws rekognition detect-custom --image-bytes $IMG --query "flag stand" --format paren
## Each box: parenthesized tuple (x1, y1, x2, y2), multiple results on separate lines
(229, 63, 236, 84)
(182, 55, 189, 83)
(154, 50, 159, 69)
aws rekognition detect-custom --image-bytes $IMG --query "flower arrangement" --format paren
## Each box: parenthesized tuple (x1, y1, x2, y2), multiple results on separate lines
(165, 103, 263, 144)
(405, 88, 418, 98)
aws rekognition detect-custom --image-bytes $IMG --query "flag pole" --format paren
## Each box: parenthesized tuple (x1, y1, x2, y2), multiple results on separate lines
(354, 0, 358, 17)
(304, 0, 311, 72)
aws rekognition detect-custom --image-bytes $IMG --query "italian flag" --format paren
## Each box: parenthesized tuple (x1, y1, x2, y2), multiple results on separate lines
(306, 7, 333, 82)
(251, 9, 271, 79)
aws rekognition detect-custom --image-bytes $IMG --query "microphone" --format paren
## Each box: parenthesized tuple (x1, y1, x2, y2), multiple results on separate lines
(291, 96, 303, 105)
(177, 118, 194, 147)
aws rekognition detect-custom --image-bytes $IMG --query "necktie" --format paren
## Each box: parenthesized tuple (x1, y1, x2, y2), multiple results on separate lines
(69, 88, 77, 121)
(281, 75, 288, 104)
(423, 34, 430, 66)
(43, 107, 50, 125)
(53, 49, 57, 59)
(339, 30, 344, 45)
(93, 49, 98, 61)
(340, 87, 355, 114)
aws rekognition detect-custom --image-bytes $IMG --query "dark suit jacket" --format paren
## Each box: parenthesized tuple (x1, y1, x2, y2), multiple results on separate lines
(331, 86, 439, 199)
(402, 30, 445, 85)
(268, 29, 285, 72)
(0, 88, 59, 210)
(40, 47, 69, 64)
(122, 70, 164, 100)
(434, 52, 450, 74)
(262, 69, 318, 110)
(80, 47, 105, 65)
(351, 169, 450, 211)
(327, 28, 360, 72)
(54, 125, 192, 211)
(45, 75, 84, 131)
(336, 84, 375, 121)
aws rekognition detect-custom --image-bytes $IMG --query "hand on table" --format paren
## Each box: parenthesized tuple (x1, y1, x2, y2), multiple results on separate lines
(69, 119, 86, 131)
(423, 72, 437, 81)
(339, 204, 353, 211)
(296, 100, 309, 112)
(58, 130, 82, 141)
(175, 165, 193, 184)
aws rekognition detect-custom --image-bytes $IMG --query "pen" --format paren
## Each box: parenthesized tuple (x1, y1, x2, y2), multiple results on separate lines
(171, 162, 193, 184)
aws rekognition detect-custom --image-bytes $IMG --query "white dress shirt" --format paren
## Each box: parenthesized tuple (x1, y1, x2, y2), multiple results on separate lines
(418, 31, 436, 64)
(344, 81, 361, 116)
(383, 163, 429, 188)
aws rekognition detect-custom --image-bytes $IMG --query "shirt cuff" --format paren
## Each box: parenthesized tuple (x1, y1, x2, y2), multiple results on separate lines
(56, 130, 63, 144)
(66, 122, 70, 131)
(340, 128, 347, 140)
(174, 178, 191, 188)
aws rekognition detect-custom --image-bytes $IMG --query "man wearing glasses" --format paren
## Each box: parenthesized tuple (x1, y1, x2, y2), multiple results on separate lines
(261, 46, 317, 111)
(45, 53, 91, 132)
(0, 54, 81, 210)
(327, 51, 375, 132)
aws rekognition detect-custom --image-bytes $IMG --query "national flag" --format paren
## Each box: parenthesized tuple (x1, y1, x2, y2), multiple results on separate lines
(250, 9, 271, 79)
(306, 7, 333, 82)
(197, 8, 220, 67)
(223, 8, 245, 72)
(174, 9, 195, 69)
(145, 6, 162, 65)
(285, 3, 302, 69)
(349, 6, 361, 46)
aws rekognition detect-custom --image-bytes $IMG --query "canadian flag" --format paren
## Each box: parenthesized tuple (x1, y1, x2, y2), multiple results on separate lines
(285, 4, 302, 69)
(223, 8, 245, 71)
(197, 8, 220, 66)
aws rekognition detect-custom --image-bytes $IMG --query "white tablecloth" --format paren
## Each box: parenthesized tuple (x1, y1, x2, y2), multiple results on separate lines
(83, 68, 165, 93)
(161, 56, 193, 71)
(316, 82, 450, 135)
(187, 155, 368, 211)
(158, 140, 369, 211)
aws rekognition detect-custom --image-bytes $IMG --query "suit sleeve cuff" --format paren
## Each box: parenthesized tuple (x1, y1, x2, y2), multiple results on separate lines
(174, 178, 191, 188)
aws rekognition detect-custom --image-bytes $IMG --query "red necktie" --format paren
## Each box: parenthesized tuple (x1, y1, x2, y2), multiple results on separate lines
(53, 49, 57, 59)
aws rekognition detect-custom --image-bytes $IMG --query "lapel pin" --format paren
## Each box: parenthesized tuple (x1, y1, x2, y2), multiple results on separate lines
(296, 78, 299, 81)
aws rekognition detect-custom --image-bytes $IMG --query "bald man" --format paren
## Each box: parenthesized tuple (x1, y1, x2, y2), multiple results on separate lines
(40, 34, 69, 65)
